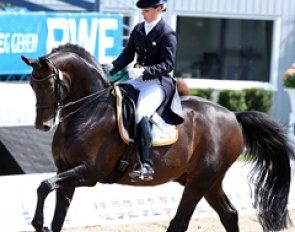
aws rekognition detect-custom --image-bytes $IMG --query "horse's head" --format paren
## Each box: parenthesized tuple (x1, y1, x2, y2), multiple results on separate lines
(21, 55, 69, 131)
(22, 43, 111, 131)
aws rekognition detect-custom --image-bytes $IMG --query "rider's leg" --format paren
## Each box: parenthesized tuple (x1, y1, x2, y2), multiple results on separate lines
(127, 80, 165, 181)
(129, 116, 154, 181)
(126, 79, 165, 124)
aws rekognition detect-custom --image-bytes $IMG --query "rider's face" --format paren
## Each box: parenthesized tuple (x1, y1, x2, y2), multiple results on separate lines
(141, 6, 161, 23)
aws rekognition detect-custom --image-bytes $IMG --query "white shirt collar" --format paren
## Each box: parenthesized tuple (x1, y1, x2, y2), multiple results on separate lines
(144, 15, 161, 35)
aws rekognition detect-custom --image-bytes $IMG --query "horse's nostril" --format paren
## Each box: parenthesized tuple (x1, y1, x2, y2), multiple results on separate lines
(35, 119, 53, 131)
(43, 125, 51, 131)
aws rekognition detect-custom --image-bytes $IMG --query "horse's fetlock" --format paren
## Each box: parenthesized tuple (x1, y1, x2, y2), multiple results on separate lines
(32, 218, 43, 231)
(37, 180, 52, 195)
(220, 210, 238, 227)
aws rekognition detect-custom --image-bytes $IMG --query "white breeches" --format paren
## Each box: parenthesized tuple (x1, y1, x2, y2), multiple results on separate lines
(126, 79, 165, 124)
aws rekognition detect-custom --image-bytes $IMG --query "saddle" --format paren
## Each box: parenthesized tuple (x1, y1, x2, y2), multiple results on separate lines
(114, 85, 178, 146)
(104, 85, 179, 183)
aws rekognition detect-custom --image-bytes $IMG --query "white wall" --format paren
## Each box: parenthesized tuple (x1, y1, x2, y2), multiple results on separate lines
(0, 83, 35, 126)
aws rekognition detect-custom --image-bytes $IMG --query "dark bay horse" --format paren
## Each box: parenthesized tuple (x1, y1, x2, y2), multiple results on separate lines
(21, 43, 294, 232)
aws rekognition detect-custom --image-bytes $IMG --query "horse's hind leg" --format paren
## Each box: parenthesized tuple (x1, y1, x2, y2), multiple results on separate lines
(204, 180, 239, 232)
(167, 173, 220, 232)
(166, 184, 203, 232)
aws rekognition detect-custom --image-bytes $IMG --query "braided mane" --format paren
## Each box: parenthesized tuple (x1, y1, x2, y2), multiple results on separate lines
(50, 43, 100, 69)
(49, 43, 109, 84)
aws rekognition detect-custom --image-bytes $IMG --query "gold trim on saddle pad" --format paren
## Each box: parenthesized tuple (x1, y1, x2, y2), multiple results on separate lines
(114, 85, 178, 146)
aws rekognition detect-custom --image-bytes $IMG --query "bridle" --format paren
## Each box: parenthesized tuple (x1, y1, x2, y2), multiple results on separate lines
(31, 56, 108, 123)
(31, 57, 66, 124)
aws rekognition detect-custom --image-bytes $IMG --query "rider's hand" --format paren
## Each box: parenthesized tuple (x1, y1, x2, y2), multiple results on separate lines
(128, 67, 144, 80)
(101, 63, 114, 74)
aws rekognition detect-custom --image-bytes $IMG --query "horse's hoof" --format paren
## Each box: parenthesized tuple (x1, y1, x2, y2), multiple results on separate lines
(42, 227, 51, 232)
(33, 227, 51, 232)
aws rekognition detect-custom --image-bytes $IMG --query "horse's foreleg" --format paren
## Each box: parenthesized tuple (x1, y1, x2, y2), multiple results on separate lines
(51, 187, 75, 232)
(32, 163, 94, 232)
(31, 178, 53, 232)
(205, 183, 239, 232)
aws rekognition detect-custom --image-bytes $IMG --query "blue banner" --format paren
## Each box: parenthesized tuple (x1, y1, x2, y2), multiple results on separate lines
(0, 12, 123, 74)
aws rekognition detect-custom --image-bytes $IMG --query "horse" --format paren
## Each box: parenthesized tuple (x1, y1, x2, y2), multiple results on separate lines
(21, 43, 294, 232)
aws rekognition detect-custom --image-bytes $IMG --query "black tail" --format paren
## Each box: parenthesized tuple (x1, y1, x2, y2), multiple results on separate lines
(236, 111, 295, 231)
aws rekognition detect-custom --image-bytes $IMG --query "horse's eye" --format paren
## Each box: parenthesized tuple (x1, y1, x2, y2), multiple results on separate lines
(38, 62, 45, 68)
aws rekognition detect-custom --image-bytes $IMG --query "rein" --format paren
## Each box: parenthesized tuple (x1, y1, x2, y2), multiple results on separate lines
(110, 70, 128, 85)
(58, 88, 109, 122)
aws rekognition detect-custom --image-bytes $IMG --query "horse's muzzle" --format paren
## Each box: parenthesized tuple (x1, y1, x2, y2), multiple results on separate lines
(35, 118, 55, 131)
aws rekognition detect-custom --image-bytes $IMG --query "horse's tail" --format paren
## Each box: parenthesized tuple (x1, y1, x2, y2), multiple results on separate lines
(235, 111, 295, 231)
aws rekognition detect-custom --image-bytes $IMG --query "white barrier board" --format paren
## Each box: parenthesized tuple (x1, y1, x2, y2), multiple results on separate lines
(0, 162, 294, 231)
(0, 83, 35, 126)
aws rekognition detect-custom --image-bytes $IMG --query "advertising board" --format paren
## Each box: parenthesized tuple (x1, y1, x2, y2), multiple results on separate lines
(0, 12, 123, 126)
(0, 12, 123, 74)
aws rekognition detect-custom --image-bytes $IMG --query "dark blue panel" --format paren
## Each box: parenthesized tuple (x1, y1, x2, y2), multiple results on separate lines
(59, 0, 95, 11)
(1, 0, 54, 11)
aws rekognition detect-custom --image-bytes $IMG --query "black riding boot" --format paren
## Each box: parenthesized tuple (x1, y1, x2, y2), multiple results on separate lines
(129, 116, 154, 182)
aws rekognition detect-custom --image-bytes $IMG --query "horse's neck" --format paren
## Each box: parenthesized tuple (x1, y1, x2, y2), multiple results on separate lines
(55, 53, 111, 116)
(58, 86, 115, 134)
(96, 78, 110, 90)
(68, 72, 109, 98)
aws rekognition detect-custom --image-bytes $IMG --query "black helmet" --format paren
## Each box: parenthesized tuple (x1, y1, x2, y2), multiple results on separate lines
(136, 0, 167, 9)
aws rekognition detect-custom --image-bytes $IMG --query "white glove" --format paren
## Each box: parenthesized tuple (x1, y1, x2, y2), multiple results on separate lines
(128, 67, 144, 80)
(101, 63, 114, 73)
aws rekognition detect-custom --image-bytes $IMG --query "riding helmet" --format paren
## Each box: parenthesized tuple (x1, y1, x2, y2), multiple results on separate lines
(136, 0, 167, 9)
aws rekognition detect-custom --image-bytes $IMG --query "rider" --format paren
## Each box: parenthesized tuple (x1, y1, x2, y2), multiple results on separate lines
(102, 0, 183, 182)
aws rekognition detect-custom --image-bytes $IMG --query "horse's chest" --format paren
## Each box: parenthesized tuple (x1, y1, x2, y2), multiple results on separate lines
(52, 132, 78, 168)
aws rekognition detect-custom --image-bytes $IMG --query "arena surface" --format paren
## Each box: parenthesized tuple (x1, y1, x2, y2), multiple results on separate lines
(64, 210, 295, 232)
(62, 162, 295, 232)
(2, 162, 294, 232)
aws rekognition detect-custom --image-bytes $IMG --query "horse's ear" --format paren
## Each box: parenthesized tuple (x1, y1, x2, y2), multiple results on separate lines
(39, 57, 51, 67)
(21, 55, 36, 66)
